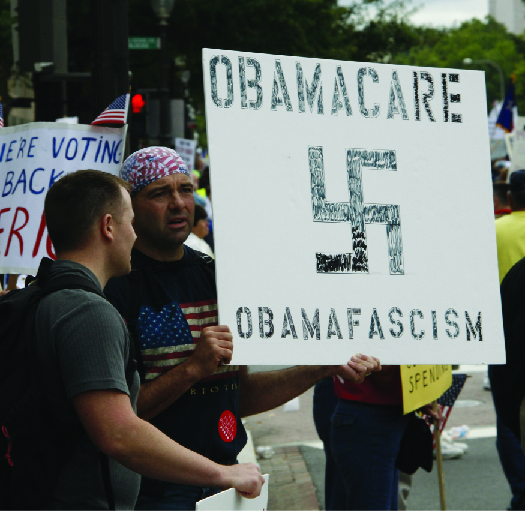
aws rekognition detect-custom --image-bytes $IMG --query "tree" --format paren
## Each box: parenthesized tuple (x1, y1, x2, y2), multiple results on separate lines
(125, 0, 421, 146)
(393, 17, 522, 110)
(0, 0, 14, 107)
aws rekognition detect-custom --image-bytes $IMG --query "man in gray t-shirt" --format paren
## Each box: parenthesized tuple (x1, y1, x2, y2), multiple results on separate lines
(35, 260, 141, 509)
(33, 170, 264, 509)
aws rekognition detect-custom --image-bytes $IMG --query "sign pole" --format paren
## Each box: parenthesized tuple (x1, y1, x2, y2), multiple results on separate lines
(433, 400, 447, 510)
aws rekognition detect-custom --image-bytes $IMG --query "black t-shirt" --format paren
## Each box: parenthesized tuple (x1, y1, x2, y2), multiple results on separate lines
(490, 255, 525, 439)
(105, 247, 247, 466)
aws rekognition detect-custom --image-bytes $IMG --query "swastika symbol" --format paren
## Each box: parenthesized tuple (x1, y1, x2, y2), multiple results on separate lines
(309, 146, 404, 275)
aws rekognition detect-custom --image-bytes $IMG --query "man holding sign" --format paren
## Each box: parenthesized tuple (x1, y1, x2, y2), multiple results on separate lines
(28, 170, 264, 509)
(104, 146, 380, 510)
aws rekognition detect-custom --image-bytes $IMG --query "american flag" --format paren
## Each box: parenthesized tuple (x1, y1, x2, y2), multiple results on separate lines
(91, 94, 129, 126)
(437, 373, 468, 429)
(422, 373, 468, 443)
(138, 298, 238, 383)
(0, 101, 4, 128)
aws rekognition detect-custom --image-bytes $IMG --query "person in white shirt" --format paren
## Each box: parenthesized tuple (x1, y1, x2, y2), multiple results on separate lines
(184, 204, 214, 258)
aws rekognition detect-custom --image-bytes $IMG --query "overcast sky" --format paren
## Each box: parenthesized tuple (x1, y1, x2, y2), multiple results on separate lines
(408, 0, 488, 27)
(338, 0, 489, 28)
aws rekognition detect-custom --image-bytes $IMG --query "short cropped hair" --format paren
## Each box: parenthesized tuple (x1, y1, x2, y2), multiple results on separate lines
(44, 169, 131, 253)
(511, 190, 525, 210)
(193, 205, 208, 226)
(493, 182, 509, 206)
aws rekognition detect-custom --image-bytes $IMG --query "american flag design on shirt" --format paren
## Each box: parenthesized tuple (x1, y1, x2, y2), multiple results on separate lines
(137, 298, 238, 381)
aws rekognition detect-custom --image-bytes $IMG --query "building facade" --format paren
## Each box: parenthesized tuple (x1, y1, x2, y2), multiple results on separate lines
(489, 0, 525, 34)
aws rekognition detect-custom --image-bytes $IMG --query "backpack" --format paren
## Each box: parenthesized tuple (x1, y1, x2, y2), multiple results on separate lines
(0, 257, 135, 510)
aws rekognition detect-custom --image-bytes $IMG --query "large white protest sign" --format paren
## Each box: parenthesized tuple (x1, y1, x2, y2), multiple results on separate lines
(0, 122, 127, 274)
(203, 49, 504, 365)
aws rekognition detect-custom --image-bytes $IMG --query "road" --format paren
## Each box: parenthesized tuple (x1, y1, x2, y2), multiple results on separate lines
(244, 365, 513, 510)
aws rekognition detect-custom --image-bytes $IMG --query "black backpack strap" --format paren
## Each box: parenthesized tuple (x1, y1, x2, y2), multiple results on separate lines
(40, 275, 105, 298)
(35, 257, 54, 280)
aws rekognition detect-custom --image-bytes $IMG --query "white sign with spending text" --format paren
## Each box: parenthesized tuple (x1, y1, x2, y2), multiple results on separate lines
(0, 122, 127, 274)
(203, 48, 504, 365)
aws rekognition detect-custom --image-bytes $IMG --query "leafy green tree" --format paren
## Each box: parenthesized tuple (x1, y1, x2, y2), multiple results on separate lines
(126, 0, 422, 145)
(394, 17, 522, 110)
(0, 0, 14, 104)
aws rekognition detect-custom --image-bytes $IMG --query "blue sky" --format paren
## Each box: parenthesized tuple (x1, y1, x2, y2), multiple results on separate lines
(338, 0, 488, 28)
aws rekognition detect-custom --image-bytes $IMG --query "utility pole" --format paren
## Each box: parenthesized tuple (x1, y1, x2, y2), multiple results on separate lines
(151, 0, 175, 147)
(91, 0, 129, 120)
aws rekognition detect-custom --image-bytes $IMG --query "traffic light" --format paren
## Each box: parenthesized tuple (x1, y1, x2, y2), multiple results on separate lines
(131, 93, 146, 113)
(129, 92, 147, 150)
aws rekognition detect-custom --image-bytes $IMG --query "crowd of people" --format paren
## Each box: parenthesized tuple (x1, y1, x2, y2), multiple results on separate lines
(308, 162, 525, 511)
(3, 146, 525, 510)
(1, 146, 382, 510)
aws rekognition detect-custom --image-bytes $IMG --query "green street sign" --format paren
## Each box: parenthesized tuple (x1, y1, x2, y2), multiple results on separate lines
(128, 37, 160, 50)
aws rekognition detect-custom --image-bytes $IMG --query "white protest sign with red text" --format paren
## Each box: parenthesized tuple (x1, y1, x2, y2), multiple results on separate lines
(0, 122, 126, 274)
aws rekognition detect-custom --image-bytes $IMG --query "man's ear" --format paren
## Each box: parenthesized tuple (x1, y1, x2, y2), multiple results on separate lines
(101, 213, 114, 241)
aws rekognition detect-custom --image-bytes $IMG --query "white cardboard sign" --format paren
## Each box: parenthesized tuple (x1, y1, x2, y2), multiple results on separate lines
(196, 475, 269, 511)
(509, 116, 525, 173)
(203, 48, 504, 365)
(0, 122, 127, 274)
(175, 137, 197, 173)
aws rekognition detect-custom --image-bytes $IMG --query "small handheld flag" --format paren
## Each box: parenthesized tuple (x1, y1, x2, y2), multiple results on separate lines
(0, 98, 4, 128)
(91, 94, 129, 126)
(436, 373, 468, 430)
(421, 373, 468, 446)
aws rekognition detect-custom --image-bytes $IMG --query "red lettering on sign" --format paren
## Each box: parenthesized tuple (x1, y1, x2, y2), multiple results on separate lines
(5, 207, 29, 256)
(32, 211, 55, 259)
(32, 211, 46, 257)
(46, 234, 55, 259)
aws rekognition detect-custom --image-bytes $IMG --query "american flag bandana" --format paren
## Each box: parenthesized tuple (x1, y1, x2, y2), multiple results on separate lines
(91, 94, 129, 125)
(120, 146, 190, 195)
